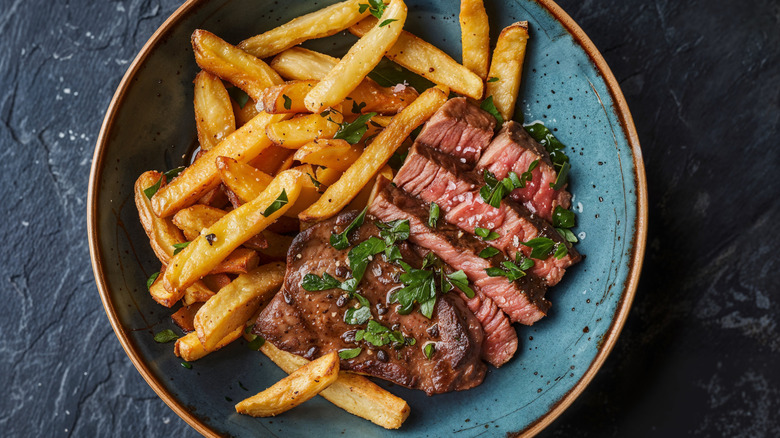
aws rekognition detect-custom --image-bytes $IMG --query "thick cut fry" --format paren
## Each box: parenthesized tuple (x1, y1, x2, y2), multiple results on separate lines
(208, 248, 260, 275)
(192, 30, 283, 101)
(350, 17, 484, 99)
(182, 281, 216, 306)
(135, 171, 185, 263)
(163, 170, 303, 293)
(194, 262, 285, 351)
(304, 0, 407, 113)
(172, 204, 268, 250)
(250, 145, 294, 174)
(152, 112, 290, 218)
(148, 266, 214, 308)
(285, 164, 322, 217)
(347, 165, 393, 211)
(293, 139, 363, 172)
(260, 81, 317, 114)
(259, 343, 409, 429)
(300, 86, 448, 221)
(194, 71, 236, 150)
(459, 0, 490, 79)
(271, 48, 419, 114)
(174, 327, 242, 362)
(266, 112, 343, 149)
(197, 185, 229, 208)
(232, 98, 260, 128)
(238, 0, 372, 59)
(316, 166, 343, 186)
(171, 303, 204, 332)
(201, 273, 232, 292)
(486, 22, 529, 121)
(236, 352, 340, 417)
(216, 156, 274, 202)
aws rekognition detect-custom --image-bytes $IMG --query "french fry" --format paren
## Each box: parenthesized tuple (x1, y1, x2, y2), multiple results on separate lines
(174, 327, 243, 362)
(304, 0, 407, 113)
(135, 171, 185, 263)
(194, 262, 285, 351)
(194, 71, 236, 150)
(238, 0, 372, 59)
(197, 185, 229, 208)
(216, 156, 274, 203)
(350, 17, 484, 99)
(192, 29, 283, 101)
(293, 139, 363, 172)
(285, 164, 322, 217)
(256, 230, 295, 260)
(201, 273, 232, 292)
(259, 342, 409, 429)
(316, 166, 343, 186)
(208, 248, 260, 275)
(232, 97, 260, 128)
(299, 86, 448, 222)
(260, 81, 317, 114)
(485, 22, 529, 121)
(152, 112, 290, 218)
(250, 145, 294, 174)
(236, 352, 340, 417)
(271, 48, 419, 115)
(347, 165, 393, 210)
(459, 0, 490, 79)
(171, 303, 204, 332)
(266, 111, 343, 149)
(172, 204, 268, 251)
(182, 281, 216, 306)
(163, 169, 304, 293)
(147, 266, 214, 308)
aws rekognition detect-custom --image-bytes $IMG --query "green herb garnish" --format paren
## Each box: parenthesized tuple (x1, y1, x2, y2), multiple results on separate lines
(391, 262, 438, 318)
(552, 205, 576, 228)
(375, 219, 410, 260)
(487, 77, 499, 83)
(355, 320, 408, 348)
(262, 189, 288, 217)
(344, 306, 372, 325)
(480, 95, 503, 125)
(146, 272, 160, 289)
(181, 361, 192, 369)
(445, 270, 474, 299)
(153, 329, 179, 343)
(301, 272, 349, 292)
(247, 335, 265, 350)
(347, 236, 386, 284)
(143, 177, 163, 199)
(379, 18, 398, 27)
(172, 241, 190, 256)
(351, 100, 367, 114)
(339, 347, 362, 359)
(554, 243, 569, 259)
(524, 122, 571, 188)
(359, 0, 387, 19)
(228, 87, 250, 109)
(282, 94, 292, 110)
(423, 343, 436, 359)
(164, 166, 185, 181)
(428, 202, 440, 228)
(333, 112, 377, 144)
(522, 237, 556, 259)
(478, 247, 500, 258)
(474, 227, 500, 241)
(330, 207, 367, 250)
(479, 160, 538, 208)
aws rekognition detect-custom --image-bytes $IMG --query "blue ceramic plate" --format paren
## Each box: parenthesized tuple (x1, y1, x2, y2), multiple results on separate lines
(88, 0, 647, 436)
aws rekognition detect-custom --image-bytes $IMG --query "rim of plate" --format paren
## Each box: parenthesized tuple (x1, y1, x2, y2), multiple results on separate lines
(87, 0, 648, 436)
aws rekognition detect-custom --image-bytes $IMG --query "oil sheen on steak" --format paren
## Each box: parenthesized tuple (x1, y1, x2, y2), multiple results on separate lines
(253, 212, 487, 395)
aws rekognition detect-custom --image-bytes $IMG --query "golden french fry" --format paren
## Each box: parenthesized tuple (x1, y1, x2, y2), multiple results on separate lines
(172, 205, 229, 241)
(147, 266, 214, 308)
(250, 145, 294, 174)
(299, 86, 448, 221)
(316, 166, 343, 187)
(459, 0, 490, 79)
(347, 165, 393, 211)
(135, 171, 186, 263)
(259, 342, 409, 429)
(192, 29, 283, 101)
(304, 0, 407, 113)
(194, 262, 285, 351)
(293, 139, 363, 172)
(171, 303, 203, 332)
(232, 97, 260, 128)
(486, 22, 529, 121)
(152, 112, 290, 218)
(208, 247, 260, 275)
(285, 164, 322, 217)
(350, 17, 484, 99)
(201, 273, 232, 292)
(236, 352, 340, 417)
(174, 327, 243, 362)
(271, 48, 419, 115)
(238, 0, 372, 59)
(194, 71, 236, 150)
(370, 115, 393, 127)
(266, 112, 343, 149)
(163, 169, 304, 293)
(260, 81, 317, 114)
(216, 156, 274, 203)
(182, 281, 216, 306)
(197, 185, 230, 208)
(275, 153, 295, 174)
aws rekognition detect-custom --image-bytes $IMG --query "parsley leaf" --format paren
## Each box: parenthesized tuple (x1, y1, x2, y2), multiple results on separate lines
(247, 335, 265, 350)
(391, 263, 437, 318)
(522, 237, 556, 259)
(480, 95, 504, 125)
(361, 0, 387, 19)
(181, 361, 192, 369)
(330, 207, 367, 250)
(479, 159, 538, 208)
(478, 247, 500, 258)
(282, 94, 292, 110)
(344, 306, 372, 325)
(368, 58, 435, 92)
(474, 227, 500, 241)
(339, 347, 362, 359)
(153, 329, 179, 343)
(388, 151, 408, 170)
(487, 77, 499, 83)
(347, 236, 386, 284)
(164, 166, 185, 181)
(554, 243, 569, 259)
(333, 112, 377, 144)
(524, 122, 571, 188)
(306, 172, 322, 190)
(172, 241, 189, 256)
(428, 202, 440, 228)
(228, 87, 250, 109)
(262, 189, 288, 216)
(146, 272, 160, 289)
(301, 272, 344, 291)
(557, 227, 579, 243)
(552, 205, 576, 228)
(144, 177, 163, 199)
(552, 161, 571, 190)
(446, 270, 474, 299)
(424, 342, 436, 359)
(379, 18, 398, 27)
(355, 320, 407, 348)
(351, 100, 367, 114)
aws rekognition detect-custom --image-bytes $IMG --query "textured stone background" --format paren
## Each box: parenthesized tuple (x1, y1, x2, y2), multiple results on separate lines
(1, 0, 777, 436)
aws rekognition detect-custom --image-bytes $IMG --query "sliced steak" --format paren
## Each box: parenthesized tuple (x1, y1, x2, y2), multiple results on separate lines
(414, 97, 496, 165)
(477, 121, 572, 222)
(254, 212, 486, 395)
(371, 179, 550, 328)
(394, 144, 580, 286)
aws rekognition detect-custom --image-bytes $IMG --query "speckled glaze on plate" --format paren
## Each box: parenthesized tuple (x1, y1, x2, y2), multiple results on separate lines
(88, 0, 647, 436)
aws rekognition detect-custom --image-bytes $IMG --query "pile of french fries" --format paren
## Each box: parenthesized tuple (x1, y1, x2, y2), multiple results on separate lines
(134, 0, 530, 430)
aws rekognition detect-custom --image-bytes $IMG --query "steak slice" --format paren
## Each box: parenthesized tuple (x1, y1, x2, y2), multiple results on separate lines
(254, 212, 486, 395)
(371, 179, 550, 327)
(477, 121, 572, 222)
(394, 144, 580, 286)
(414, 97, 496, 165)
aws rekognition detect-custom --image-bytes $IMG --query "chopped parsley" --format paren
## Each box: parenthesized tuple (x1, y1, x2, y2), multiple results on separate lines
(524, 122, 571, 189)
(355, 320, 408, 348)
(247, 335, 265, 350)
(181, 361, 192, 369)
(553, 206, 578, 243)
(428, 202, 440, 228)
(333, 112, 377, 144)
(351, 100, 367, 114)
(164, 166, 185, 181)
(344, 305, 372, 325)
(478, 247, 500, 258)
(485, 257, 533, 281)
(474, 226, 500, 241)
(478, 160, 538, 208)
(301, 272, 351, 292)
(338, 347, 362, 359)
(391, 261, 438, 318)
(228, 87, 250, 109)
(153, 329, 179, 343)
(423, 343, 436, 359)
(522, 237, 568, 260)
(375, 219, 410, 261)
(487, 77, 499, 83)
(282, 94, 292, 110)
(172, 241, 190, 256)
(444, 270, 474, 299)
(261, 189, 288, 216)
(480, 95, 503, 126)
(347, 236, 386, 284)
(146, 272, 160, 289)
(143, 177, 163, 199)
(359, 0, 387, 19)
(379, 18, 398, 27)
(330, 207, 367, 250)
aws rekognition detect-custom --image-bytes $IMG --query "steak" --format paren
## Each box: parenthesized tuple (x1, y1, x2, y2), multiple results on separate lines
(394, 144, 580, 286)
(371, 179, 550, 326)
(477, 121, 572, 222)
(414, 97, 496, 165)
(254, 212, 487, 395)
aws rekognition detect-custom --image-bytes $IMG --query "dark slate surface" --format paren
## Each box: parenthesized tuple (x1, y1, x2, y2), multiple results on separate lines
(1, 0, 777, 436)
